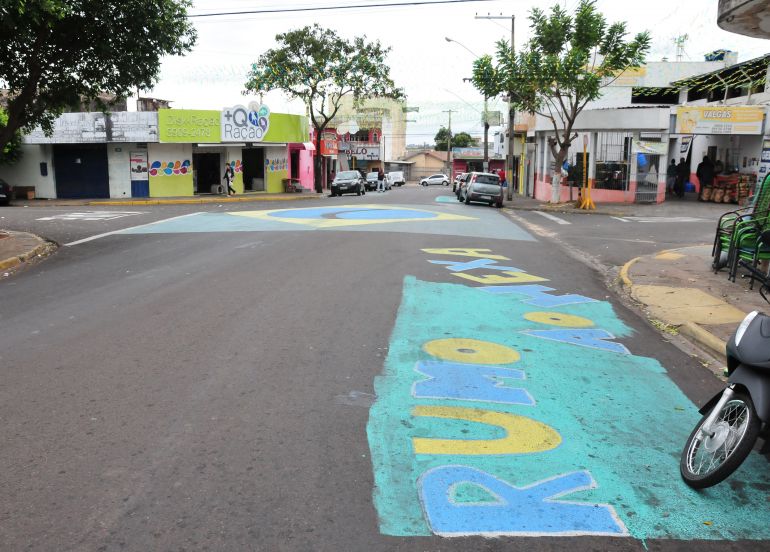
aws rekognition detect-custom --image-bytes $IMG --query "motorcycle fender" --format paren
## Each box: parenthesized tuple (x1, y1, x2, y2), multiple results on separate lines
(698, 392, 724, 416)
(729, 364, 770, 423)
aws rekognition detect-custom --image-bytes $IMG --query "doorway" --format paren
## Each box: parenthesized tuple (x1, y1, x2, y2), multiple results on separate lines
(290, 150, 300, 181)
(53, 144, 109, 198)
(193, 152, 221, 194)
(242, 148, 265, 191)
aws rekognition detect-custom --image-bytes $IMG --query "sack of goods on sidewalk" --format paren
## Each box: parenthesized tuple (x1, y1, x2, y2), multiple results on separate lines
(700, 174, 753, 204)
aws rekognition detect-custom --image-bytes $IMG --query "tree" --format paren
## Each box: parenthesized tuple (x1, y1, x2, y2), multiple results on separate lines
(0, 109, 22, 165)
(0, 0, 197, 154)
(245, 24, 404, 193)
(434, 128, 476, 151)
(472, 0, 650, 202)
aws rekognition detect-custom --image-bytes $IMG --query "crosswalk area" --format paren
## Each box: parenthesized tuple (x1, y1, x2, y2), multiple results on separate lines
(37, 211, 145, 222)
(533, 211, 708, 225)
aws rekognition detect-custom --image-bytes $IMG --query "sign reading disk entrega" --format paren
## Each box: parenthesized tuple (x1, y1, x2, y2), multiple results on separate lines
(221, 103, 271, 142)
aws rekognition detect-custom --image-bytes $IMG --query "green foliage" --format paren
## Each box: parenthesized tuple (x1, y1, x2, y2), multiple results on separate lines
(0, 109, 22, 165)
(434, 128, 476, 151)
(471, 0, 650, 163)
(0, 0, 196, 152)
(245, 24, 403, 191)
(245, 24, 404, 131)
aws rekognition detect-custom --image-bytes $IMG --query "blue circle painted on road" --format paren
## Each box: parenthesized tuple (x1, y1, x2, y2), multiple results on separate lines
(337, 209, 437, 220)
(268, 206, 439, 221)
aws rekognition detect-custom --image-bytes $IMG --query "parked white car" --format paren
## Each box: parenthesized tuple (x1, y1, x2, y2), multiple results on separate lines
(420, 173, 449, 186)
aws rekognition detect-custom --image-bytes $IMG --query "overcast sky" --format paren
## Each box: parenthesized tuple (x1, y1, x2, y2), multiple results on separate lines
(147, 0, 770, 145)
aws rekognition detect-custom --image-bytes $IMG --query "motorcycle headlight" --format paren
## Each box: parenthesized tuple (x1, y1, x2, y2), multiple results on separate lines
(735, 311, 760, 346)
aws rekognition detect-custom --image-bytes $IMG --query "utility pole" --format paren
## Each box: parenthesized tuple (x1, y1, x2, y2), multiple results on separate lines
(441, 109, 455, 178)
(476, 13, 515, 199)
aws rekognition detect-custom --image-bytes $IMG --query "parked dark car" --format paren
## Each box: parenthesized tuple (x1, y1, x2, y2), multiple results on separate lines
(0, 178, 13, 206)
(459, 172, 503, 207)
(330, 170, 365, 196)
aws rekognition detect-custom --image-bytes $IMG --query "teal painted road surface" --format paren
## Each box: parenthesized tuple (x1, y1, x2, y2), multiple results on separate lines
(367, 266, 770, 541)
(118, 205, 535, 242)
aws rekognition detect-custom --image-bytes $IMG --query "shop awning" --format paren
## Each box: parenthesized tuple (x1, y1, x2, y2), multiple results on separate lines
(302, 142, 316, 151)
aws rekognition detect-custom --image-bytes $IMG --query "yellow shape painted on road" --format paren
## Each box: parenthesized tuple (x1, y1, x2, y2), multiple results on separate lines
(230, 205, 475, 228)
(453, 271, 549, 285)
(631, 285, 746, 326)
(524, 311, 595, 328)
(421, 248, 510, 260)
(412, 406, 562, 455)
(423, 338, 520, 365)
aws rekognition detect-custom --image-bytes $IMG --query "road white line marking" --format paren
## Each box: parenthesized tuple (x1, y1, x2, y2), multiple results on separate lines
(610, 216, 630, 222)
(64, 212, 204, 246)
(37, 211, 144, 221)
(532, 211, 571, 225)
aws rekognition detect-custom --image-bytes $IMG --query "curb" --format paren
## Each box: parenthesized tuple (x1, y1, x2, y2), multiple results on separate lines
(619, 245, 728, 361)
(88, 194, 323, 206)
(680, 321, 727, 360)
(0, 236, 55, 273)
(511, 204, 629, 217)
(619, 256, 641, 287)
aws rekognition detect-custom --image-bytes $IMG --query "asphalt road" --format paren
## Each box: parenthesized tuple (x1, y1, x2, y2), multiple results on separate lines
(1, 187, 768, 551)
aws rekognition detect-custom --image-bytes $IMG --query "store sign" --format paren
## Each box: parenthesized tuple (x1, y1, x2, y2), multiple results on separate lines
(341, 142, 380, 160)
(676, 106, 765, 135)
(25, 112, 158, 144)
(158, 109, 220, 143)
(221, 103, 271, 142)
(130, 151, 149, 181)
(631, 141, 668, 155)
(320, 138, 339, 155)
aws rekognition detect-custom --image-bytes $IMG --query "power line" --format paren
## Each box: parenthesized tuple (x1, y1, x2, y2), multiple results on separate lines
(188, 0, 495, 18)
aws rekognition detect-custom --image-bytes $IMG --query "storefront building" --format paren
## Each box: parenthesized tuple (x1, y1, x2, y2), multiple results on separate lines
(531, 53, 770, 204)
(1, 106, 312, 199)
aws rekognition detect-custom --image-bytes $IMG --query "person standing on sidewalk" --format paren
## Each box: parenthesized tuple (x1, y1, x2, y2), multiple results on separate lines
(675, 157, 688, 199)
(377, 168, 385, 193)
(696, 155, 715, 195)
(223, 164, 235, 196)
(666, 159, 677, 195)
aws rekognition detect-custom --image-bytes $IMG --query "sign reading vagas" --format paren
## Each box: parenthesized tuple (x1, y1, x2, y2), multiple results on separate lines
(222, 103, 271, 142)
(676, 106, 765, 135)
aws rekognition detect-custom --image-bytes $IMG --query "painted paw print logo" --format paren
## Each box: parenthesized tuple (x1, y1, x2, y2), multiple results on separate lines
(222, 103, 270, 141)
(149, 159, 190, 176)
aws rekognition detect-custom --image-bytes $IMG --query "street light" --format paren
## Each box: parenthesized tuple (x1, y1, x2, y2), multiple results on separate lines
(444, 37, 490, 173)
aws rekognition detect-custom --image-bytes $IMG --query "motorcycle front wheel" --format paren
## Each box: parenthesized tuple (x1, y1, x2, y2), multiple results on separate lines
(680, 390, 761, 489)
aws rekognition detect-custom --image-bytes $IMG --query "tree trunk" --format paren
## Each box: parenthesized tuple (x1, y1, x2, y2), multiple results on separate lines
(551, 148, 567, 204)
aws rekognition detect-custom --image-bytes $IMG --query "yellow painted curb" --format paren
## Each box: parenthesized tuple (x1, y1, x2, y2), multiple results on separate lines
(619, 256, 640, 287)
(89, 194, 322, 206)
(0, 242, 53, 272)
(679, 321, 727, 360)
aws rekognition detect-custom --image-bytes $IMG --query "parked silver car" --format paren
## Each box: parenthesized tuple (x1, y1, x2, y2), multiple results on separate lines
(420, 173, 449, 186)
(459, 172, 503, 207)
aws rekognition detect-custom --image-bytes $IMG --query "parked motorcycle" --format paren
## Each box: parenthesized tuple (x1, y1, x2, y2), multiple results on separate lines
(680, 261, 770, 488)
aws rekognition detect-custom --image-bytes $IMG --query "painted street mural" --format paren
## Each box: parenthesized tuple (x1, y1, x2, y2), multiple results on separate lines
(366, 247, 770, 541)
(119, 205, 535, 241)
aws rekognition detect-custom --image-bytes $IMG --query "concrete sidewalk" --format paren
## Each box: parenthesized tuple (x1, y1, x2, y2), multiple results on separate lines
(9, 191, 324, 207)
(511, 193, 734, 219)
(0, 230, 56, 274)
(620, 243, 768, 362)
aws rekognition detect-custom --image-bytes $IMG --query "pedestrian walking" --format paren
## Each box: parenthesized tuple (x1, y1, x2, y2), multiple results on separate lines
(377, 168, 385, 193)
(675, 157, 688, 199)
(223, 163, 235, 196)
(666, 159, 677, 195)
(498, 168, 507, 189)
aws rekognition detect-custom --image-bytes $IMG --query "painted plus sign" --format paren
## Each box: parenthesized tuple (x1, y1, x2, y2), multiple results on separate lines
(223, 110, 233, 122)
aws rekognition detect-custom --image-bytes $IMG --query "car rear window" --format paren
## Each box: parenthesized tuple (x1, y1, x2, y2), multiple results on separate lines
(474, 174, 500, 185)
